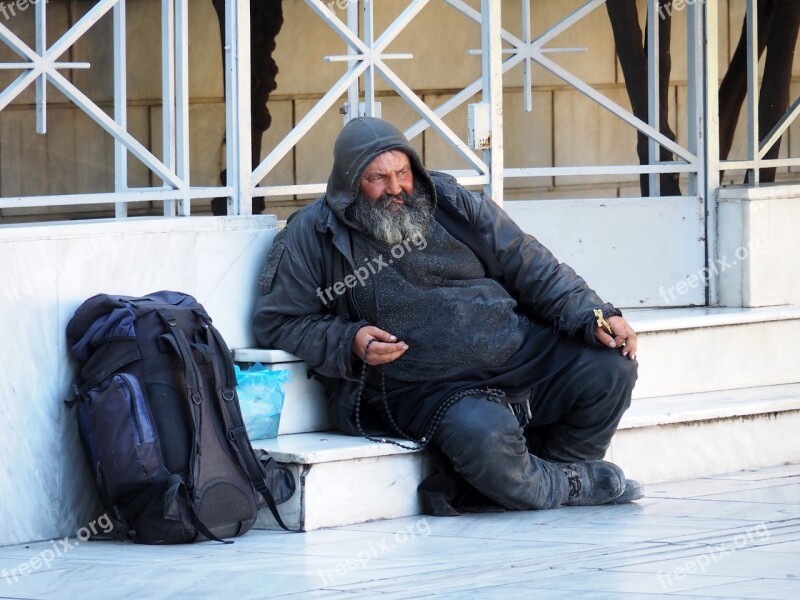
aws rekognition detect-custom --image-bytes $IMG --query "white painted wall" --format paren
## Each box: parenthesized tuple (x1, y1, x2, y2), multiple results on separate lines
(0, 215, 278, 546)
(718, 184, 800, 307)
(504, 197, 707, 307)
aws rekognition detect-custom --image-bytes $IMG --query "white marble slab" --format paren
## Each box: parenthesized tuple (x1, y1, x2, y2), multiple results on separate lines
(256, 452, 427, 532)
(252, 433, 421, 464)
(1, 463, 799, 598)
(0, 216, 280, 546)
(633, 313, 800, 399)
(627, 304, 800, 332)
(621, 383, 800, 428)
(505, 197, 706, 308)
(609, 409, 800, 484)
(0, 238, 62, 546)
(194, 218, 279, 349)
(234, 348, 301, 363)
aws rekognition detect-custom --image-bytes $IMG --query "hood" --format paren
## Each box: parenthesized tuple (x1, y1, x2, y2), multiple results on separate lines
(325, 117, 436, 225)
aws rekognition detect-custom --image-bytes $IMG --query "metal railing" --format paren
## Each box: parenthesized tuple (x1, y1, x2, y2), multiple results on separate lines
(0, 0, 797, 223)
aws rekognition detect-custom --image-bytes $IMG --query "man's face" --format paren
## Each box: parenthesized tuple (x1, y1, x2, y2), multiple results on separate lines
(359, 150, 415, 212)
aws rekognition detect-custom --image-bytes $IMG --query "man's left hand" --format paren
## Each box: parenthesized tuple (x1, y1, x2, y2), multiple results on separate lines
(595, 316, 637, 360)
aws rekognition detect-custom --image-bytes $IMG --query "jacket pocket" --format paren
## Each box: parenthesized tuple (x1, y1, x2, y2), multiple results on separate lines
(80, 373, 163, 500)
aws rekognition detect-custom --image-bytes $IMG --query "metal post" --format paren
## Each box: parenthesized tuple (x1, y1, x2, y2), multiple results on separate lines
(224, 0, 253, 215)
(687, 0, 702, 199)
(35, 0, 46, 134)
(363, 0, 376, 116)
(161, 0, 176, 216)
(746, 0, 760, 184)
(113, 0, 129, 218)
(346, 0, 360, 121)
(703, 0, 721, 306)
(647, 0, 660, 197)
(481, 0, 503, 206)
(175, 0, 190, 216)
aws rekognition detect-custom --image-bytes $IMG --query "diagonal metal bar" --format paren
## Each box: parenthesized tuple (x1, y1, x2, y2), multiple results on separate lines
(47, 69, 184, 189)
(534, 0, 607, 49)
(0, 22, 40, 63)
(405, 50, 526, 140)
(0, 69, 41, 113)
(759, 95, 800, 159)
(533, 50, 696, 164)
(47, 0, 118, 63)
(374, 0, 432, 53)
(251, 60, 369, 186)
(305, 0, 369, 56)
(376, 59, 488, 174)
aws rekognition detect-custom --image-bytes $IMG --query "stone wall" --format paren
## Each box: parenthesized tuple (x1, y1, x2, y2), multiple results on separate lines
(0, 0, 798, 223)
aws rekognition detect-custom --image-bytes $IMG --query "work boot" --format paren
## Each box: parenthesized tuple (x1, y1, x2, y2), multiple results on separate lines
(608, 478, 645, 504)
(557, 460, 626, 506)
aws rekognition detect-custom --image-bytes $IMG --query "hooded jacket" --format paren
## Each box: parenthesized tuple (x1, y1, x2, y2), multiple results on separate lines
(252, 117, 619, 436)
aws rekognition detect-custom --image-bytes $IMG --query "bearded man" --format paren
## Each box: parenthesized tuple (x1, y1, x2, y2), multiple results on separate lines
(253, 117, 643, 511)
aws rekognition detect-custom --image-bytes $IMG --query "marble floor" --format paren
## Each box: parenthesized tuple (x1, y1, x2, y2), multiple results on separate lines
(1, 463, 799, 600)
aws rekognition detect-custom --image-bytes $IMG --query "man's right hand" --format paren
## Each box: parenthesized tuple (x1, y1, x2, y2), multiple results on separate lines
(353, 326, 408, 366)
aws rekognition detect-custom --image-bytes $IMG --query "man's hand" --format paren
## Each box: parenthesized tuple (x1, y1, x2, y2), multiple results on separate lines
(353, 326, 409, 366)
(594, 316, 638, 360)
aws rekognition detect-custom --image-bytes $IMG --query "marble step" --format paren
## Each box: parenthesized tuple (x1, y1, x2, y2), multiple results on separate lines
(610, 382, 800, 484)
(252, 433, 427, 532)
(628, 306, 800, 399)
(236, 307, 800, 436)
(253, 383, 800, 531)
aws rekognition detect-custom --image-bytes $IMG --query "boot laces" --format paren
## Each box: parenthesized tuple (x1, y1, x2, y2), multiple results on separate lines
(564, 467, 582, 498)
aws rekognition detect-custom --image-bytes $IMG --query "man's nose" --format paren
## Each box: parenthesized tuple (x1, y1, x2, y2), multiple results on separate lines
(386, 173, 402, 196)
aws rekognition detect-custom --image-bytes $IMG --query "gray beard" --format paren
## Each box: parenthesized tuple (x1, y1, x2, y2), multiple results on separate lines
(348, 185, 435, 245)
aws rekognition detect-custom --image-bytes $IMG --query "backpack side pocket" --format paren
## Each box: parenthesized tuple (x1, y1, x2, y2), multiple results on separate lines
(80, 373, 164, 501)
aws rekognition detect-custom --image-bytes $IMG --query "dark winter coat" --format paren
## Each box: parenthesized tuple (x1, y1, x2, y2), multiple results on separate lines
(252, 117, 617, 436)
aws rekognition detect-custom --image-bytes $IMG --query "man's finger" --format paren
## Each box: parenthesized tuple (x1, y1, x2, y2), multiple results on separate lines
(366, 341, 408, 365)
(595, 328, 617, 348)
(370, 329, 398, 343)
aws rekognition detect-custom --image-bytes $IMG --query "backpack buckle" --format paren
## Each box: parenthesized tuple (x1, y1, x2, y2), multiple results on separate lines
(228, 426, 246, 441)
(158, 310, 177, 327)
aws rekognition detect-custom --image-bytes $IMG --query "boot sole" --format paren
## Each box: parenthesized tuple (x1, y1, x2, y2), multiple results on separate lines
(608, 479, 644, 504)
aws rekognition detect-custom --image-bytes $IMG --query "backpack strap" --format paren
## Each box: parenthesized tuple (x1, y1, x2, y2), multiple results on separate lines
(117, 470, 233, 544)
(199, 315, 296, 531)
(76, 340, 142, 397)
(156, 310, 234, 541)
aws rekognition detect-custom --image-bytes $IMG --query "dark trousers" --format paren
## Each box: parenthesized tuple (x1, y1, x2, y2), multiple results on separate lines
(432, 339, 638, 510)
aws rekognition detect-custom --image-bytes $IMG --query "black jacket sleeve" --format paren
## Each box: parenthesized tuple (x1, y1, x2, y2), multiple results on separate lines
(252, 231, 366, 380)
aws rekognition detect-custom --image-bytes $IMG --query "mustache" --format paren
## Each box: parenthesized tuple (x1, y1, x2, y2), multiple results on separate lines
(372, 190, 415, 211)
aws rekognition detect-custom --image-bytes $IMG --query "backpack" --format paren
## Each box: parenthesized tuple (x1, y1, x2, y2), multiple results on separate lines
(66, 291, 295, 544)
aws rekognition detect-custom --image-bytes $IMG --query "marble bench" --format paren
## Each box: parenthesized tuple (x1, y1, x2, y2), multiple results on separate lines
(233, 348, 429, 531)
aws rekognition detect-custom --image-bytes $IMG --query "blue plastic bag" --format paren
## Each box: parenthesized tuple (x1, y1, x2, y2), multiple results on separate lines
(235, 363, 290, 440)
